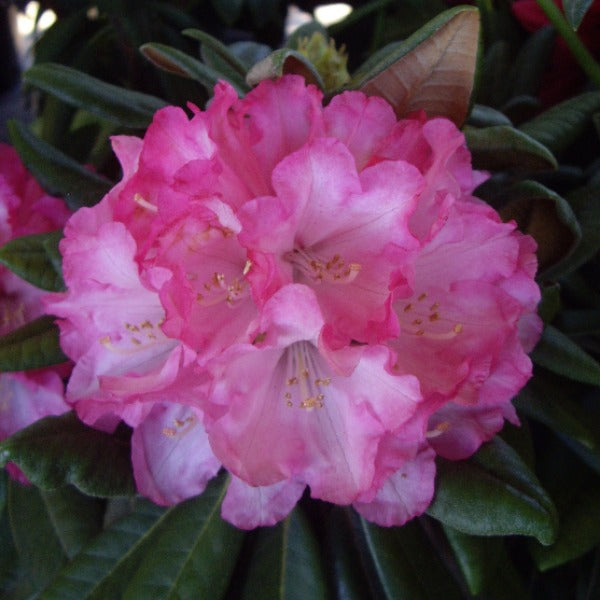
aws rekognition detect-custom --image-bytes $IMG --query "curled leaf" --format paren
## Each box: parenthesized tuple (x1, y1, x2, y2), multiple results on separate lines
(352, 7, 480, 125)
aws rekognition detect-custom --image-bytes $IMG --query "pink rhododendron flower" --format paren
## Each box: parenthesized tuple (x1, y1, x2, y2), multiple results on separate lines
(46, 76, 542, 529)
(0, 143, 71, 482)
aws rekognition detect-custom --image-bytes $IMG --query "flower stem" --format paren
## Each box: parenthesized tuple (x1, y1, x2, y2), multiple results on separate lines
(535, 0, 600, 89)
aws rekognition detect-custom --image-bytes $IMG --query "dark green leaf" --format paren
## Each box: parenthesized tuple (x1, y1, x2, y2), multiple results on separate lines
(564, 0, 595, 30)
(0, 412, 135, 497)
(557, 309, 600, 336)
(478, 41, 512, 109)
(497, 181, 580, 275)
(33, 9, 89, 64)
(227, 41, 272, 71)
(246, 48, 325, 89)
(515, 375, 597, 450)
(40, 487, 105, 559)
(519, 92, 600, 154)
(356, 517, 462, 599)
(561, 184, 600, 274)
(122, 474, 244, 600)
(530, 485, 600, 570)
(510, 26, 555, 98)
(442, 525, 502, 596)
(241, 507, 327, 600)
(0, 315, 67, 372)
(0, 469, 5, 516)
(24, 63, 167, 129)
(0, 230, 64, 291)
(465, 126, 557, 171)
(467, 104, 512, 127)
(325, 508, 371, 600)
(481, 541, 530, 600)
(8, 120, 113, 209)
(537, 283, 561, 324)
(140, 43, 247, 96)
(40, 498, 166, 600)
(210, 0, 243, 25)
(247, 0, 281, 29)
(8, 481, 67, 593)
(428, 437, 558, 545)
(0, 501, 18, 596)
(184, 29, 249, 77)
(532, 324, 600, 386)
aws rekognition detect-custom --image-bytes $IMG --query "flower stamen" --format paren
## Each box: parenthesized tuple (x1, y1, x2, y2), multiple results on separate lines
(285, 247, 361, 285)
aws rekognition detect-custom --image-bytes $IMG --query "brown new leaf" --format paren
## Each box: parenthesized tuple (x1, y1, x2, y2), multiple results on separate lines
(360, 9, 480, 126)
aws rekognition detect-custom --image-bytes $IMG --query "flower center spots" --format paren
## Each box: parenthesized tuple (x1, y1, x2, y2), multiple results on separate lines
(284, 247, 361, 285)
(162, 413, 197, 438)
(195, 272, 247, 308)
(99, 318, 164, 354)
(282, 342, 330, 410)
(400, 292, 463, 340)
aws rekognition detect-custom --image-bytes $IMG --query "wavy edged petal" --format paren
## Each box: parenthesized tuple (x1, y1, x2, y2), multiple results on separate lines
(205, 286, 422, 505)
(324, 90, 396, 171)
(353, 447, 436, 527)
(222, 476, 305, 529)
(208, 76, 325, 197)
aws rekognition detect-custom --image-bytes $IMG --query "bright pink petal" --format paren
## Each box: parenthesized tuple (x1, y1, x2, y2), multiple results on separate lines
(324, 91, 396, 171)
(221, 476, 305, 529)
(207, 76, 324, 197)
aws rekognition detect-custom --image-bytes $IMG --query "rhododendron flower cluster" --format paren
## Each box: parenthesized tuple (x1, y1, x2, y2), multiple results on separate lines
(0, 144, 71, 482)
(44, 76, 542, 529)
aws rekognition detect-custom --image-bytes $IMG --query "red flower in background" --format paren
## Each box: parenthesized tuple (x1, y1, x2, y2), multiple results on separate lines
(512, 0, 600, 106)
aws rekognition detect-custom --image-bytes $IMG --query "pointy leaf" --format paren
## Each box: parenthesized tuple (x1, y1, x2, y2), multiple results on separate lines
(0, 230, 64, 292)
(140, 43, 247, 96)
(40, 499, 166, 600)
(428, 438, 558, 545)
(241, 508, 328, 600)
(246, 48, 325, 89)
(122, 474, 244, 600)
(8, 119, 112, 209)
(24, 63, 167, 128)
(465, 126, 558, 171)
(532, 324, 600, 386)
(519, 92, 600, 154)
(0, 315, 67, 372)
(352, 7, 480, 125)
(0, 412, 135, 497)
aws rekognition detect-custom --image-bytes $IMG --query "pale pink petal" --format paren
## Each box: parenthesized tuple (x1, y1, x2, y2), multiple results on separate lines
(204, 286, 421, 505)
(153, 203, 257, 358)
(0, 370, 68, 440)
(222, 476, 305, 529)
(132, 403, 220, 505)
(240, 139, 423, 342)
(353, 447, 436, 527)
